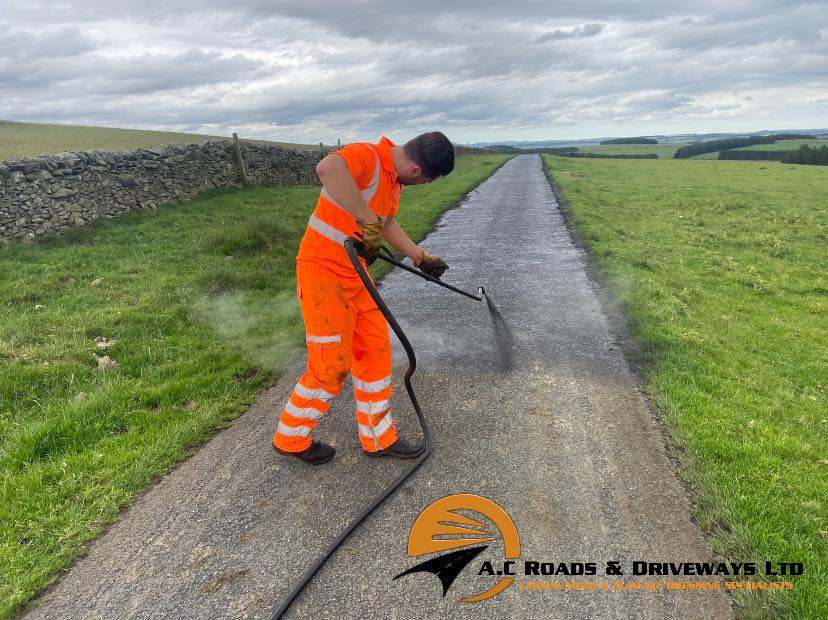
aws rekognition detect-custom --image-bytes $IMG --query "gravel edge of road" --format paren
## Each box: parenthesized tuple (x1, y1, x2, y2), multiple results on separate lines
(541, 161, 737, 613)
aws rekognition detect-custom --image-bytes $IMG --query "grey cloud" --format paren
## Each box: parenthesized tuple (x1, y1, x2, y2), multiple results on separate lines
(643, 5, 827, 52)
(0, 1, 826, 142)
(0, 48, 263, 93)
(0, 27, 95, 61)
(89, 50, 265, 95)
(536, 23, 604, 42)
(5, 1, 817, 38)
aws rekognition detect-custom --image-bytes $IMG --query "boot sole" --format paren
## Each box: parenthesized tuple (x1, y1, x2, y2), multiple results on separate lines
(365, 447, 425, 459)
(272, 442, 335, 465)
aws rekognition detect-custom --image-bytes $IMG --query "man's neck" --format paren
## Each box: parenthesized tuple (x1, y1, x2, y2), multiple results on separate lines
(390, 145, 406, 175)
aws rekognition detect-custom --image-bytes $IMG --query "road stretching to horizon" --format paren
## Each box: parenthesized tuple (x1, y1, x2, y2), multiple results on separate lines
(22, 155, 733, 619)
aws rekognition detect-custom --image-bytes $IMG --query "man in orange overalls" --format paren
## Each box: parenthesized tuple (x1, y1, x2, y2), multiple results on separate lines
(273, 132, 454, 464)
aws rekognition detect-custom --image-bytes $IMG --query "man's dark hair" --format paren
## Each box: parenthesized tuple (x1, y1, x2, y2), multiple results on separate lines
(404, 131, 454, 178)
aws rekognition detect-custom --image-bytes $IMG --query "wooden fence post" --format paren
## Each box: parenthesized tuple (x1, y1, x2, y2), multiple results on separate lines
(233, 133, 250, 185)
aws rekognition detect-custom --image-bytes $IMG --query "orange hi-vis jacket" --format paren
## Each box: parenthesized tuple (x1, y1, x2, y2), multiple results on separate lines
(274, 137, 403, 454)
(297, 136, 403, 277)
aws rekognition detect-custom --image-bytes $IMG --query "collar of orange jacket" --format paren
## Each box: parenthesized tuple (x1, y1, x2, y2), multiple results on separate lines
(376, 136, 398, 181)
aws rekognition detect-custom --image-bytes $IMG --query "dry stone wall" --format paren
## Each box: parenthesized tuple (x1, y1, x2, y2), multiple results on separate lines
(0, 140, 325, 243)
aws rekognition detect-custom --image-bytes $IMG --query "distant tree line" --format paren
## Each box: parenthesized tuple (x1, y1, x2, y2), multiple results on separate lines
(781, 145, 828, 165)
(489, 144, 657, 158)
(764, 134, 816, 141)
(453, 145, 497, 155)
(562, 152, 658, 159)
(718, 150, 791, 161)
(489, 144, 522, 153)
(674, 134, 816, 159)
(489, 144, 579, 154)
(675, 136, 775, 158)
(716, 144, 827, 164)
(599, 137, 658, 145)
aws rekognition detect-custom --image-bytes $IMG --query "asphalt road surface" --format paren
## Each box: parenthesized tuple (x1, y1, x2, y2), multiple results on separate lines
(23, 155, 734, 619)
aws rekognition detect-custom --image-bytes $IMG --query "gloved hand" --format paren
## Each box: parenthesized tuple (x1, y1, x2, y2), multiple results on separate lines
(416, 249, 449, 279)
(355, 217, 383, 265)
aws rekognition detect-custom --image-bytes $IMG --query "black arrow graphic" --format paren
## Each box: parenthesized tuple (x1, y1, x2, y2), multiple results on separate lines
(392, 546, 489, 597)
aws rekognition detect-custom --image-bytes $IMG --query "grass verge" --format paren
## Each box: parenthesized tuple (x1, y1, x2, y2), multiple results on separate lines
(543, 155, 826, 618)
(0, 153, 511, 618)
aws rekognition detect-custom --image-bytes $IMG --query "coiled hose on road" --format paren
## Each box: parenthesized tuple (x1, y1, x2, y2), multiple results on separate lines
(271, 239, 484, 618)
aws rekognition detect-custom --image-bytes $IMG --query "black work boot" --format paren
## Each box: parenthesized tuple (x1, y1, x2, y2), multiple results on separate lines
(365, 437, 425, 459)
(274, 440, 335, 465)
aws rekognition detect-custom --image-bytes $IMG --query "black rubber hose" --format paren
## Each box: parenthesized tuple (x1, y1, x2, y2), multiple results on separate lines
(270, 238, 432, 619)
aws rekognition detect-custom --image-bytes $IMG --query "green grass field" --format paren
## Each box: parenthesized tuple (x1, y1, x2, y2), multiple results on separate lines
(544, 156, 826, 618)
(0, 153, 511, 618)
(0, 120, 317, 160)
(576, 143, 681, 158)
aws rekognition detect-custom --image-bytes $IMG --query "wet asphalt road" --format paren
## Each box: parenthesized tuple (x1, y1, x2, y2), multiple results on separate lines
(22, 155, 733, 619)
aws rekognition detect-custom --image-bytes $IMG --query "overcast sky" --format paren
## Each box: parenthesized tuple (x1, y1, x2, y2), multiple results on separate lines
(1, 1, 826, 143)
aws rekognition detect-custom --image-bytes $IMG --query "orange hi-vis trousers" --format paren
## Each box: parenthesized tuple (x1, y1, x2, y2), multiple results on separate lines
(273, 259, 398, 453)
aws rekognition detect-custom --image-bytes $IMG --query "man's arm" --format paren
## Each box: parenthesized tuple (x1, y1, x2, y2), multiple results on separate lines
(383, 216, 449, 277)
(316, 154, 380, 225)
(382, 215, 424, 263)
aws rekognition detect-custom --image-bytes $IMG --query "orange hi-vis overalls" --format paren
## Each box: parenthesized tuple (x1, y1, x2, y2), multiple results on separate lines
(273, 137, 404, 454)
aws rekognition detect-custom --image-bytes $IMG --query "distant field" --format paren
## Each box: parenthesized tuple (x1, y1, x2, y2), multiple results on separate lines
(544, 155, 827, 618)
(732, 139, 826, 151)
(691, 151, 729, 160)
(577, 143, 681, 158)
(691, 139, 827, 159)
(578, 140, 827, 160)
(0, 120, 316, 160)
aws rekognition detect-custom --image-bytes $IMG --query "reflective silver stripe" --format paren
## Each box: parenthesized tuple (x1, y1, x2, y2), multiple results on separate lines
(319, 187, 348, 213)
(362, 152, 381, 203)
(352, 375, 392, 393)
(284, 401, 324, 421)
(307, 334, 341, 344)
(308, 213, 348, 244)
(294, 383, 335, 401)
(358, 412, 394, 439)
(320, 187, 342, 209)
(356, 399, 389, 414)
(276, 421, 312, 437)
(320, 151, 381, 210)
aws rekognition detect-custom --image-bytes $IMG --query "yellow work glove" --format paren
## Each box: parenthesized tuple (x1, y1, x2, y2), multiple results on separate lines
(416, 249, 449, 279)
(355, 217, 383, 265)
